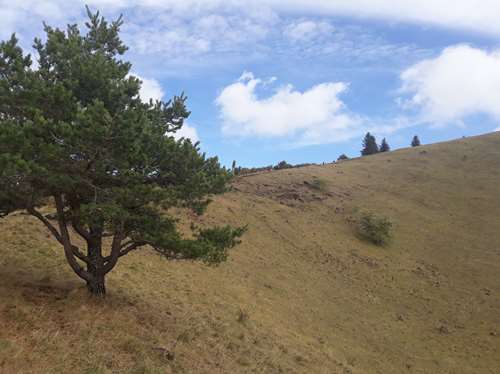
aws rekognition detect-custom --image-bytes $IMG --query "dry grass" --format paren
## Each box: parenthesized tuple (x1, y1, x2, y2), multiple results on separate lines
(1, 133, 499, 373)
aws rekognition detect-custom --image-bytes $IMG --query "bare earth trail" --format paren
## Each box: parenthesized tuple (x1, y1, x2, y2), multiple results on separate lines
(1, 133, 499, 373)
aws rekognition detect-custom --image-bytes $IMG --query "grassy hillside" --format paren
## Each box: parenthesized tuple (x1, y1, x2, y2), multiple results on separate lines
(1, 133, 499, 374)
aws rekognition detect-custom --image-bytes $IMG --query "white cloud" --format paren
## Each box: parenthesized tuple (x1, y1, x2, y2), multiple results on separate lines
(3, 1, 500, 42)
(134, 74, 165, 102)
(399, 45, 500, 125)
(0, 0, 70, 39)
(494, 127, 500, 132)
(216, 72, 363, 144)
(0, 0, 66, 19)
(131, 73, 199, 142)
(269, 0, 500, 37)
(174, 122, 200, 143)
(87, 0, 500, 37)
(283, 20, 333, 41)
(122, 11, 270, 61)
(0, 1, 430, 74)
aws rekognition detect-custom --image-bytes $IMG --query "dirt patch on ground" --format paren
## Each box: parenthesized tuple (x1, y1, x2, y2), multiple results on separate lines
(233, 176, 352, 208)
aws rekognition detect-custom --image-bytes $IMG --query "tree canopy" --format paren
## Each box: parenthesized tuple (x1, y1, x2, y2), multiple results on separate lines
(361, 132, 379, 156)
(379, 138, 390, 152)
(411, 135, 421, 147)
(337, 154, 349, 161)
(0, 7, 244, 296)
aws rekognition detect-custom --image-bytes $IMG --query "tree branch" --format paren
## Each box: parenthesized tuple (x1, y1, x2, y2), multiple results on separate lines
(27, 206, 63, 244)
(100, 232, 125, 275)
(116, 240, 182, 261)
(71, 219, 91, 242)
(119, 240, 135, 249)
(27, 206, 90, 264)
(54, 194, 91, 282)
(70, 245, 90, 264)
(118, 241, 147, 258)
(66, 196, 92, 242)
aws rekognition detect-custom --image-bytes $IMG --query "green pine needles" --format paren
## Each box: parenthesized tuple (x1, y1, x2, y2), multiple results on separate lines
(0, 7, 245, 296)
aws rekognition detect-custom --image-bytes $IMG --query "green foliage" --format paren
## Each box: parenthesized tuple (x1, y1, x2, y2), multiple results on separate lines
(0, 7, 244, 293)
(167, 225, 247, 264)
(337, 154, 349, 161)
(308, 178, 328, 191)
(357, 211, 393, 246)
(274, 160, 293, 170)
(379, 138, 390, 152)
(411, 135, 421, 147)
(361, 132, 379, 156)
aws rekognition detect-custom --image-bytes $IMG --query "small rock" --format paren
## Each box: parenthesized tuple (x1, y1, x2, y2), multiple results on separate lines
(482, 288, 492, 296)
(437, 325, 450, 334)
(153, 346, 175, 361)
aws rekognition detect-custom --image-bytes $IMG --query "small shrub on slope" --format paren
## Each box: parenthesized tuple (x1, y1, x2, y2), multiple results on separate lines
(309, 178, 328, 191)
(357, 211, 393, 246)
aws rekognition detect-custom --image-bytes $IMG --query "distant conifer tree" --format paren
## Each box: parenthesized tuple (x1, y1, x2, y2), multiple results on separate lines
(337, 154, 349, 161)
(411, 135, 421, 147)
(379, 138, 390, 152)
(361, 132, 379, 156)
(274, 160, 293, 170)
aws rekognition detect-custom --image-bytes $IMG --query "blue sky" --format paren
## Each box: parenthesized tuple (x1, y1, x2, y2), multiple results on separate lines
(1, 1, 500, 167)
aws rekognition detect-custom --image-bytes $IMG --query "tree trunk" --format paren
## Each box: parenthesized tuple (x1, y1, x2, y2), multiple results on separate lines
(87, 240, 106, 297)
(87, 273, 106, 296)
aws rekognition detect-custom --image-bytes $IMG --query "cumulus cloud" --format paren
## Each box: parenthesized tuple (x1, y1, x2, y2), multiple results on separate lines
(399, 45, 500, 125)
(216, 72, 364, 145)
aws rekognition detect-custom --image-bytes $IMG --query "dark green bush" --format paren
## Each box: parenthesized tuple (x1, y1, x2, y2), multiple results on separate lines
(274, 160, 293, 170)
(357, 212, 393, 246)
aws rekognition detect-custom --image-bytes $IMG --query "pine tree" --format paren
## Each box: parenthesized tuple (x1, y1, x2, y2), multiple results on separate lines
(274, 160, 293, 170)
(337, 154, 349, 161)
(361, 132, 379, 156)
(411, 135, 421, 147)
(379, 138, 390, 152)
(0, 8, 245, 296)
